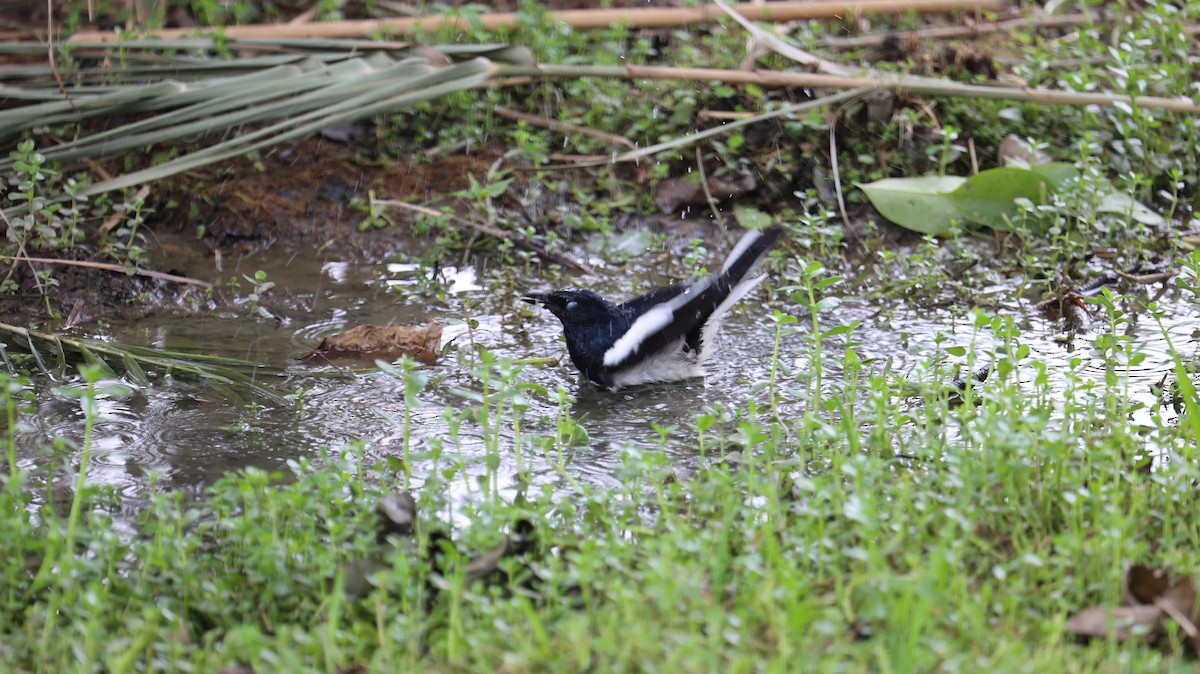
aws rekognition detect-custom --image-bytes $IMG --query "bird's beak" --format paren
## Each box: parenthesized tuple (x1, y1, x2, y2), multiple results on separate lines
(522, 292, 548, 305)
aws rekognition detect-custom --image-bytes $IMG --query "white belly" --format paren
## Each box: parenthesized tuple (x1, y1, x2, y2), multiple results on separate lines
(607, 339, 706, 390)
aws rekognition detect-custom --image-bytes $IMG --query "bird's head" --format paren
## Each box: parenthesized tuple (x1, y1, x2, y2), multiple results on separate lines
(522, 288, 614, 330)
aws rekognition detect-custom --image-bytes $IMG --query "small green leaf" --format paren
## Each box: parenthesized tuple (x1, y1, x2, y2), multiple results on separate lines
(815, 297, 840, 312)
(732, 204, 772, 231)
(821, 325, 856, 338)
(121, 354, 150, 387)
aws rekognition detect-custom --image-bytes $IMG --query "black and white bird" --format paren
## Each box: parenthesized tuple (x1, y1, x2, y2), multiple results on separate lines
(523, 226, 783, 391)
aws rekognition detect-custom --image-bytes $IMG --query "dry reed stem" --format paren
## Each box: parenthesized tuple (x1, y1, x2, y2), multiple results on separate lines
(519, 64, 1200, 114)
(68, 0, 1006, 43)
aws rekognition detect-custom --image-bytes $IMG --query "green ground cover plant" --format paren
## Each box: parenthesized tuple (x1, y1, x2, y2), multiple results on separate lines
(3, 289, 1198, 672)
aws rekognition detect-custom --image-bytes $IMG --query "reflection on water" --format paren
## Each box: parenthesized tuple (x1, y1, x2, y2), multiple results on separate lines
(8, 243, 1199, 517)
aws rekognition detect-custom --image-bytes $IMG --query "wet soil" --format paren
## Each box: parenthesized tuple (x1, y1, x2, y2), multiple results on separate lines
(159, 137, 499, 258)
(0, 137, 504, 322)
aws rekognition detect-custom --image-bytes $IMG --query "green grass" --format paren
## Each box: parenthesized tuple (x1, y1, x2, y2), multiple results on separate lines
(3, 277, 1198, 672)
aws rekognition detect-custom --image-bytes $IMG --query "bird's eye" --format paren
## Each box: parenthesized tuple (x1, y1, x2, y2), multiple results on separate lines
(566, 301, 578, 311)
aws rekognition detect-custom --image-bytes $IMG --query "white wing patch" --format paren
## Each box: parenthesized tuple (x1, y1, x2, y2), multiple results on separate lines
(603, 304, 672, 366)
(602, 278, 713, 367)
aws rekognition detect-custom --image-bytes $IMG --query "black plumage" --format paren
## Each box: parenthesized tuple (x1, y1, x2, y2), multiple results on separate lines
(524, 226, 782, 391)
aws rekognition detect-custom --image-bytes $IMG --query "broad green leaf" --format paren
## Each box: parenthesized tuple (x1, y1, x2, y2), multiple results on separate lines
(948, 167, 1052, 231)
(607, 228, 657, 257)
(1029, 162, 1080, 189)
(733, 204, 772, 231)
(855, 175, 965, 235)
(1098, 191, 1164, 226)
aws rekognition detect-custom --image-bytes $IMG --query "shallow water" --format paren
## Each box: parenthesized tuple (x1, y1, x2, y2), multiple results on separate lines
(8, 234, 1198, 516)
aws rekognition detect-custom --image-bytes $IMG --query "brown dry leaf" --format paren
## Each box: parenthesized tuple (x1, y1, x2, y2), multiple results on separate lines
(304, 322, 442, 364)
(464, 519, 536, 586)
(997, 134, 1051, 167)
(1065, 564, 1200, 653)
(1065, 605, 1164, 644)
(1126, 564, 1173, 604)
(1126, 565, 1200, 639)
(654, 173, 756, 213)
(1156, 579, 1200, 649)
(376, 492, 418, 541)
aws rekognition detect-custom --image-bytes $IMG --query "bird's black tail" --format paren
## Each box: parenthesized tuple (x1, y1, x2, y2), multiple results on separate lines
(717, 225, 784, 290)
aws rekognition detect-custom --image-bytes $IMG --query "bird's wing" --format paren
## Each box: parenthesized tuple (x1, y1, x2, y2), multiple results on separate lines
(603, 227, 783, 370)
(602, 278, 713, 368)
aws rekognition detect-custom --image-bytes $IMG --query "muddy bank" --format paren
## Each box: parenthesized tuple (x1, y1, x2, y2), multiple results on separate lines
(0, 138, 504, 322)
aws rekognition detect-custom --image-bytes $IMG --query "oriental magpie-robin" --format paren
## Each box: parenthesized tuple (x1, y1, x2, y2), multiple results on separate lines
(524, 226, 782, 391)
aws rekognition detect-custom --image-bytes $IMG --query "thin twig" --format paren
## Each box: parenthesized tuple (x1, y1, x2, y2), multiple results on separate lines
(0, 205, 49, 301)
(1154, 596, 1200, 641)
(46, 0, 79, 113)
(828, 100, 857, 241)
(374, 199, 597, 275)
(424, 138, 471, 159)
(495, 106, 636, 149)
(714, 1, 855, 77)
(546, 153, 610, 163)
(695, 146, 723, 223)
(0, 256, 213, 287)
(1115, 269, 1178, 285)
(534, 88, 869, 170)
(698, 110, 755, 121)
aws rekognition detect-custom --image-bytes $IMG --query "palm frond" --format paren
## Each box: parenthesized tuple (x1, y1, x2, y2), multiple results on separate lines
(0, 321, 290, 404)
(0, 42, 533, 206)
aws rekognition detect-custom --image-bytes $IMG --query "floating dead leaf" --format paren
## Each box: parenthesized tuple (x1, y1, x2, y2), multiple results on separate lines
(304, 322, 441, 364)
(654, 173, 756, 213)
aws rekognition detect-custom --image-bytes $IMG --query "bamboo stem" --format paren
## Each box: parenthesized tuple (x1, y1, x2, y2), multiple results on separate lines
(505, 63, 1200, 114)
(67, 0, 1006, 44)
(815, 12, 1092, 49)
